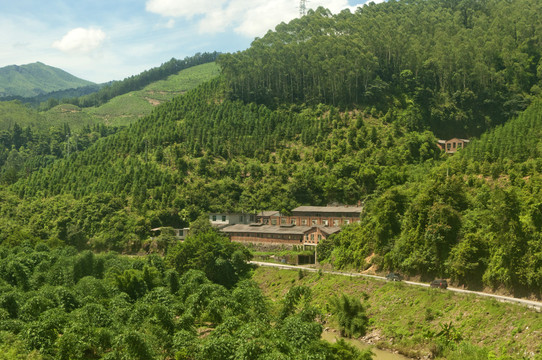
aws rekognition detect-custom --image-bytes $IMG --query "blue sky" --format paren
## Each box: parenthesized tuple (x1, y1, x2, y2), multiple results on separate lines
(1, 0, 382, 83)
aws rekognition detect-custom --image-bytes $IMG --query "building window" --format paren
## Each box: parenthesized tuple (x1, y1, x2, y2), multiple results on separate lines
(291, 219, 296, 225)
(310, 234, 314, 241)
(322, 219, 329, 226)
(222, 215, 226, 222)
(240, 216, 244, 222)
(333, 219, 339, 226)
(312, 219, 318, 225)
(447, 143, 451, 151)
(212, 215, 216, 221)
(318, 235, 322, 241)
(301, 219, 307, 225)
(281, 218, 286, 225)
(271, 219, 277, 225)
(344, 219, 350, 225)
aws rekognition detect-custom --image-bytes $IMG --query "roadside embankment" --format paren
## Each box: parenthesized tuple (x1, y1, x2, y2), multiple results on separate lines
(252, 265, 542, 359)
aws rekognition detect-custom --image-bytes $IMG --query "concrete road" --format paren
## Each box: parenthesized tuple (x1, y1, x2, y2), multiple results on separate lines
(250, 261, 542, 311)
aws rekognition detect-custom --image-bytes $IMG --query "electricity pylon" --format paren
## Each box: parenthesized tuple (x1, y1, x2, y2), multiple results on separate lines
(299, 0, 307, 16)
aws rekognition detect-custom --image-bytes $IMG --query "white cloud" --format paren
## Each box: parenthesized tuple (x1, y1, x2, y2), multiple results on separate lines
(52, 27, 106, 54)
(146, 0, 367, 38)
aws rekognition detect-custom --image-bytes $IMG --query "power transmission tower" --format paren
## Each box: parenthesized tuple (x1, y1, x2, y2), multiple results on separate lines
(299, 0, 307, 16)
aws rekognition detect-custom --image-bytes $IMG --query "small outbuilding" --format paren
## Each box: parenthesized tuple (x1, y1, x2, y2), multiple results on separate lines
(437, 138, 470, 153)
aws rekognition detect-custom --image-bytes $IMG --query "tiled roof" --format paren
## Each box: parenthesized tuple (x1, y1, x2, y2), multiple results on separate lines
(221, 224, 313, 235)
(258, 210, 280, 217)
(318, 226, 342, 235)
(292, 206, 363, 214)
(221, 224, 343, 236)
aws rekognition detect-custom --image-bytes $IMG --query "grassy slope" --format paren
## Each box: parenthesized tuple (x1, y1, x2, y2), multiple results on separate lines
(0, 101, 45, 131)
(39, 62, 220, 130)
(86, 62, 220, 127)
(253, 267, 542, 359)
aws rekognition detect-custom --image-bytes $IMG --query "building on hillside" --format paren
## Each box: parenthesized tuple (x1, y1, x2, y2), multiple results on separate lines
(209, 213, 256, 229)
(256, 210, 280, 225)
(220, 223, 341, 249)
(218, 205, 360, 250)
(302, 226, 342, 247)
(266, 205, 363, 227)
(151, 227, 190, 240)
(437, 138, 470, 153)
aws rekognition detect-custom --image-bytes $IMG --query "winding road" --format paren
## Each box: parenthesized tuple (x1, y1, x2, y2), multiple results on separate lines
(250, 261, 542, 311)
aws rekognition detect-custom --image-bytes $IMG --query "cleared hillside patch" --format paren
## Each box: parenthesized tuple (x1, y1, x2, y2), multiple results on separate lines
(42, 62, 221, 129)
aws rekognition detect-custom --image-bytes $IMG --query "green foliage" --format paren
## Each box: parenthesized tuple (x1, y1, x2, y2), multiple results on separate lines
(436, 321, 463, 346)
(220, 1, 542, 137)
(330, 294, 369, 338)
(255, 266, 542, 360)
(328, 339, 374, 360)
(0, 244, 369, 359)
(166, 230, 252, 288)
(0, 331, 43, 359)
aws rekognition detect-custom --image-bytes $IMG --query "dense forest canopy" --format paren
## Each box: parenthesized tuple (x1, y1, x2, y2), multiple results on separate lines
(219, 0, 542, 138)
(0, 232, 374, 359)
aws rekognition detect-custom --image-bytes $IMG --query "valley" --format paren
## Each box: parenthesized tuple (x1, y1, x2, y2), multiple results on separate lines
(1, 0, 542, 358)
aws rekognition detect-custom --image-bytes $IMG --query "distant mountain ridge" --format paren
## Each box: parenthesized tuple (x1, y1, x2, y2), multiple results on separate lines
(0, 62, 94, 98)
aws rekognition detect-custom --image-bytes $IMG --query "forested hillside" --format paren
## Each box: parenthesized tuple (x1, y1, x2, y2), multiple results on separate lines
(1, 0, 542, 358)
(0, 62, 220, 186)
(1, 0, 542, 308)
(220, 0, 542, 138)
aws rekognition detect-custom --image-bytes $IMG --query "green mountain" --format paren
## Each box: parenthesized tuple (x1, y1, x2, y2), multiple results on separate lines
(0, 61, 220, 188)
(3, 0, 542, 296)
(0, 62, 94, 98)
(2, 1, 542, 359)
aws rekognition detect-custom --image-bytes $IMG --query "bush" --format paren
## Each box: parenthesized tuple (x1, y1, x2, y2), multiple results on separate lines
(330, 294, 369, 338)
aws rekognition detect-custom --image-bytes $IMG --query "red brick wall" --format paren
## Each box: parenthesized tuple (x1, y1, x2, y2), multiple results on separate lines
(303, 227, 330, 245)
